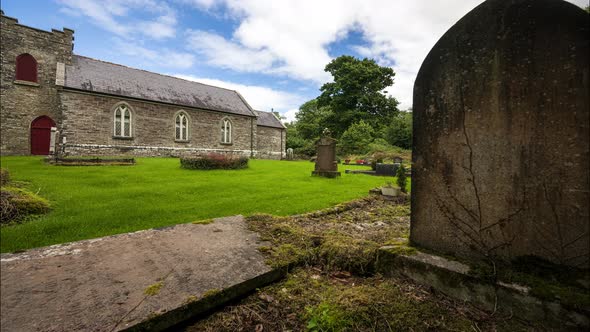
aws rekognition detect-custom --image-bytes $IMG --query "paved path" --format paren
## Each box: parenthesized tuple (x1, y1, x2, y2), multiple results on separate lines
(1, 216, 277, 332)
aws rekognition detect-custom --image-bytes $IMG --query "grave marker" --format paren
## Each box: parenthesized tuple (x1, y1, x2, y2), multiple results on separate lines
(411, 0, 589, 267)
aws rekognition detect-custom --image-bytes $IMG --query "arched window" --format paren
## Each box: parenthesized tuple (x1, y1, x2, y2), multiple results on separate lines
(113, 104, 132, 137)
(16, 53, 38, 82)
(221, 118, 232, 144)
(175, 112, 189, 141)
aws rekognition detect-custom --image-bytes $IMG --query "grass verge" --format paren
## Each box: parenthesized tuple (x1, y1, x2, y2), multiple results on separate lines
(0, 157, 403, 252)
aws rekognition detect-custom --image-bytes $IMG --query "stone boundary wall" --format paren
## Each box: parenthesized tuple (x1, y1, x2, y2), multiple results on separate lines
(63, 143, 254, 158)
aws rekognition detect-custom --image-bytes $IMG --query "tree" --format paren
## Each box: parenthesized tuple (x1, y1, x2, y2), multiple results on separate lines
(383, 111, 412, 149)
(318, 56, 399, 136)
(338, 120, 375, 156)
(294, 99, 334, 140)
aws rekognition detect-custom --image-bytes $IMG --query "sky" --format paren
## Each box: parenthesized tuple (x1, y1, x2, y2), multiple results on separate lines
(2, 0, 587, 122)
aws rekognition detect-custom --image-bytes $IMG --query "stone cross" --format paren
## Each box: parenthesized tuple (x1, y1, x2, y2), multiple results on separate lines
(410, 0, 589, 268)
(312, 128, 341, 178)
(286, 148, 294, 160)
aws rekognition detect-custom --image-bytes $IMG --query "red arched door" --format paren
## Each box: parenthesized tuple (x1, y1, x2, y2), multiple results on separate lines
(30, 116, 56, 155)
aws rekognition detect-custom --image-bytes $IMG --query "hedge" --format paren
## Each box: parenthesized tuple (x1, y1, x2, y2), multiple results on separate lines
(180, 153, 249, 170)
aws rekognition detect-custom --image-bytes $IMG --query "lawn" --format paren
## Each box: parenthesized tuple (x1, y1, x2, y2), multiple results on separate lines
(0, 157, 405, 253)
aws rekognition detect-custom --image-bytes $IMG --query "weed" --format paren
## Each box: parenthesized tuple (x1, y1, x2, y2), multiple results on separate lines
(144, 282, 163, 296)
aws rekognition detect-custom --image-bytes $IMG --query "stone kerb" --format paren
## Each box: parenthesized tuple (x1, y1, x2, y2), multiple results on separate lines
(410, 0, 589, 268)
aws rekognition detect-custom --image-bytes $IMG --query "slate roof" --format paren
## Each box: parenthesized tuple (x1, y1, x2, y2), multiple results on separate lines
(64, 55, 256, 117)
(255, 111, 285, 129)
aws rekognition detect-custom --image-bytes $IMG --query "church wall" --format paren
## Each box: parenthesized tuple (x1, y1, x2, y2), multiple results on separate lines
(59, 90, 255, 157)
(256, 126, 285, 160)
(0, 13, 73, 155)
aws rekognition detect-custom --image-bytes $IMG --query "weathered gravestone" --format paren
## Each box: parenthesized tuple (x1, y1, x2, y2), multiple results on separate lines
(286, 148, 294, 160)
(375, 163, 399, 177)
(411, 0, 589, 268)
(312, 129, 341, 178)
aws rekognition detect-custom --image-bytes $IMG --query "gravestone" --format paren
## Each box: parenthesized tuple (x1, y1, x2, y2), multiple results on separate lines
(393, 156, 403, 164)
(411, 0, 589, 268)
(286, 148, 294, 160)
(312, 129, 341, 178)
(375, 163, 398, 177)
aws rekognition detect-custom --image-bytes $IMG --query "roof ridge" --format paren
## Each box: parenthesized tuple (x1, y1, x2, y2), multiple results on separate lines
(72, 54, 241, 94)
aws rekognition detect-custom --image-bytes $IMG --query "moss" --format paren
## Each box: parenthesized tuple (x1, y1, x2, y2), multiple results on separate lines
(144, 282, 164, 296)
(268, 244, 309, 268)
(192, 219, 214, 225)
(202, 288, 221, 298)
(318, 231, 379, 275)
(382, 244, 418, 256)
(183, 295, 199, 304)
(305, 302, 352, 332)
(467, 256, 590, 308)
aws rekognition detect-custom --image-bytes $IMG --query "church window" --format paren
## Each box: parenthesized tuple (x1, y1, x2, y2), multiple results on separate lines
(15, 53, 38, 82)
(175, 112, 189, 141)
(221, 118, 232, 144)
(114, 104, 132, 137)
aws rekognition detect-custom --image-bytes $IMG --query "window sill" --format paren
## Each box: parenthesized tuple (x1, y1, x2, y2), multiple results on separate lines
(175, 139, 190, 143)
(220, 142, 233, 146)
(113, 136, 134, 140)
(14, 80, 40, 87)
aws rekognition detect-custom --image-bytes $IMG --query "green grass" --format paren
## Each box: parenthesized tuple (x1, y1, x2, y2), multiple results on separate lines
(0, 157, 408, 252)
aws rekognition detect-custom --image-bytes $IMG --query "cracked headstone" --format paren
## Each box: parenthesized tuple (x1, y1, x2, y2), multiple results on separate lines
(410, 0, 589, 268)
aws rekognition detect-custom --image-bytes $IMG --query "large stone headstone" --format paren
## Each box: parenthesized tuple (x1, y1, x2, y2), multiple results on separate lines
(411, 0, 589, 268)
(312, 129, 341, 178)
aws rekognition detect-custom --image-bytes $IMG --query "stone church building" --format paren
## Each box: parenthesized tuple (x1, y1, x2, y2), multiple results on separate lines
(0, 12, 286, 159)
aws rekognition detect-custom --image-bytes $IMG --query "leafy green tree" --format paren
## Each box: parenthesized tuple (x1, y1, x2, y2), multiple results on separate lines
(295, 99, 334, 140)
(285, 122, 305, 151)
(338, 120, 375, 155)
(384, 111, 412, 149)
(318, 55, 399, 136)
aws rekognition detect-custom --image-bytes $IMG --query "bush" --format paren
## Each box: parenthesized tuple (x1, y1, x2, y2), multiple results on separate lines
(338, 120, 375, 155)
(396, 164, 408, 193)
(1, 187, 51, 224)
(180, 153, 249, 170)
(0, 168, 9, 186)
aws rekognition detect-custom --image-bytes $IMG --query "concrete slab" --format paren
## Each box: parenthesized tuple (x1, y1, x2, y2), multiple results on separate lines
(1, 216, 279, 332)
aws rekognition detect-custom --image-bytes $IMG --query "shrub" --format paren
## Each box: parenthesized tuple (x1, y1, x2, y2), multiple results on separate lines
(0, 168, 9, 186)
(1, 187, 51, 224)
(180, 153, 249, 170)
(396, 164, 408, 193)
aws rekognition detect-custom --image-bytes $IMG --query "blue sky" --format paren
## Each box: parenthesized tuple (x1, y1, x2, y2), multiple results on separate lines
(2, 0, 586, 122)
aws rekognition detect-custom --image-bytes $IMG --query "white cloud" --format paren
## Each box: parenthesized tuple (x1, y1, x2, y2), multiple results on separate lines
(185, 0, 587, 111)
(186, 30, 276, 72)
(173, 74, 306, 121)
(57, 0, 177, 40)
(114, 39, 195, 69)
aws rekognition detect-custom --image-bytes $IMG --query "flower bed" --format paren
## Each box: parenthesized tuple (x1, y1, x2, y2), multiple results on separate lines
(180, 153, 248, 170)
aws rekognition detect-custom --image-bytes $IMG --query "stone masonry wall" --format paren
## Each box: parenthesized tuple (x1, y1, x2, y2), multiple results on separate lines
(256, 126, 285, 160)
(0, 12, 73, 155)
(59, 91, 255, 157)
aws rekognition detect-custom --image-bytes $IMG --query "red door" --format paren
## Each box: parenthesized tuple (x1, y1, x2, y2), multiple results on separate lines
(30, 116, 55, 155)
